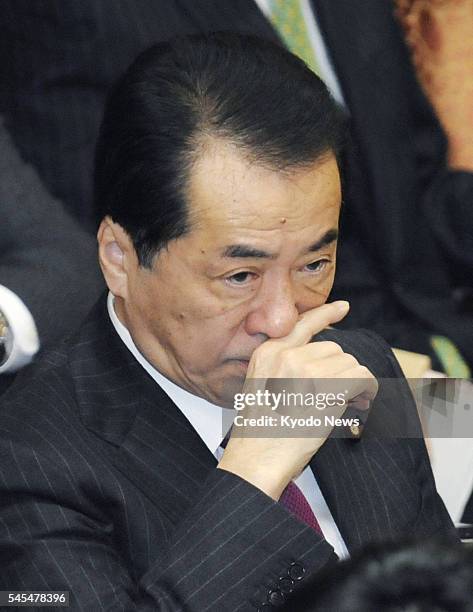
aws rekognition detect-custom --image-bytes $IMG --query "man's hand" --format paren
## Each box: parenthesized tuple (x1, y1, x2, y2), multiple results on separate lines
(395, 0, 473, 170)
(217, 301, 378, 500)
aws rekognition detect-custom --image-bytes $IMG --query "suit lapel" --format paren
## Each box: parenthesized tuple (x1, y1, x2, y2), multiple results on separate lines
(314, 437, 409, 559)
(310, 438, 416, 553)
(117, 378, 217, 524)
(70, 296, 217, 525)
(311, 330, 423, 552)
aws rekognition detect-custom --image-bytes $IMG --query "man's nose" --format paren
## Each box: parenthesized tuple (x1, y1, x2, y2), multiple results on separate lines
(244, 276, 299, 339)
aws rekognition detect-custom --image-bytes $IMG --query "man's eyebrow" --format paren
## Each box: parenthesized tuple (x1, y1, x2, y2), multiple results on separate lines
(306, 229, 339, 252)
(220, 229, 338, 260)
(221, 245, 277, 259)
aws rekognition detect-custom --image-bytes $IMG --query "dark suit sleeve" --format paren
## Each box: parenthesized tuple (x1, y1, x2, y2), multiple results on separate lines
(0, 405, 333, 611)
(0, 117, 104, 352)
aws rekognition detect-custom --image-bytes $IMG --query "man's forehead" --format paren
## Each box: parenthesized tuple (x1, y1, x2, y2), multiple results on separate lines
(186, 139, 341, 231)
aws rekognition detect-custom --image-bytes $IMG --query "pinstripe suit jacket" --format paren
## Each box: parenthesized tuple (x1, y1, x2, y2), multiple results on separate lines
(0, 297, 454, 610)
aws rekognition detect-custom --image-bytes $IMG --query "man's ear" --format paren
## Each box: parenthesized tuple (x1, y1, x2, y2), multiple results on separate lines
(97, 217, 137, 299)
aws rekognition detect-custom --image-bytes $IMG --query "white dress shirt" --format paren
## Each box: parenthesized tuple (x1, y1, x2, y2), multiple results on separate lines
(108, 292, 349, 558)
(0, 285, 39, 373)
(430, 436, 473, 523)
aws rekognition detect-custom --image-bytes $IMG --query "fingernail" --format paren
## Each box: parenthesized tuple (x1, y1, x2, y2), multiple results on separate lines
(357, 399, 371, 412)
(334, 301, 350, 314)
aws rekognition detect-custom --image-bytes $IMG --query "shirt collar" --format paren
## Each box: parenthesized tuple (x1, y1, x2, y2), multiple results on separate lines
(107, 292, 233, 456)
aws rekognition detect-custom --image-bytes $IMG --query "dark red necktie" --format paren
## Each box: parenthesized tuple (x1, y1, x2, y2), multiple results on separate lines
(220, 436, 322, 535)
(279, 481, 323, 535)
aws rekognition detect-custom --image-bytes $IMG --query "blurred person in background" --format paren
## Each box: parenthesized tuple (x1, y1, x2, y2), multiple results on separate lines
(0, 117, 103, 395)
(1, 0, 472, 374)
(282, 539, 473, 611)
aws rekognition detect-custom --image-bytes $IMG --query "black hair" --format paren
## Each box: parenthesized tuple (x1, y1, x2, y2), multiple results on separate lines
(282, 539, 473, 612)
(95, 32, 346, 267)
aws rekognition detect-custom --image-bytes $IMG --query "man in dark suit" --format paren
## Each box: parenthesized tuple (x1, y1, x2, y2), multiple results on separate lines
(0, 34, 454, 611)
(1, 0, 472, 370)
(0, 117, 104, 395)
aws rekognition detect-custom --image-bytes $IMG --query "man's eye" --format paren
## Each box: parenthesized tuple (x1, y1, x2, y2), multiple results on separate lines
(226, 271, 255, 285)
(304, 259, 329, 273)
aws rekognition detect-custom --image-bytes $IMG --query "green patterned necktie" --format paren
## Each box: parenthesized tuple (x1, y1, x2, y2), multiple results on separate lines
(268, 0, 320, 76)
(431, 335, 471, 378)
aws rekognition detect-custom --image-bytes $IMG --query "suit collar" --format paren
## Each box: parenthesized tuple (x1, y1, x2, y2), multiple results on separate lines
(106, 291, 233, 455)
(69, 295, 217, 522)
(69, 294, 143, 446)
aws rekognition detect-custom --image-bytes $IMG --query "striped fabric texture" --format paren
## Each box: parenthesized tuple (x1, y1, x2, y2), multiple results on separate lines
(0, 296, 455, 610)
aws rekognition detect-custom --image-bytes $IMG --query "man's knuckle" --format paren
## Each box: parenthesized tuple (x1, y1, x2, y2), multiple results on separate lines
(301, 363, 315, 377)
(358, 365, 374, 378)
(319, 341, 342, 354)
(343, 353, 359, 368)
